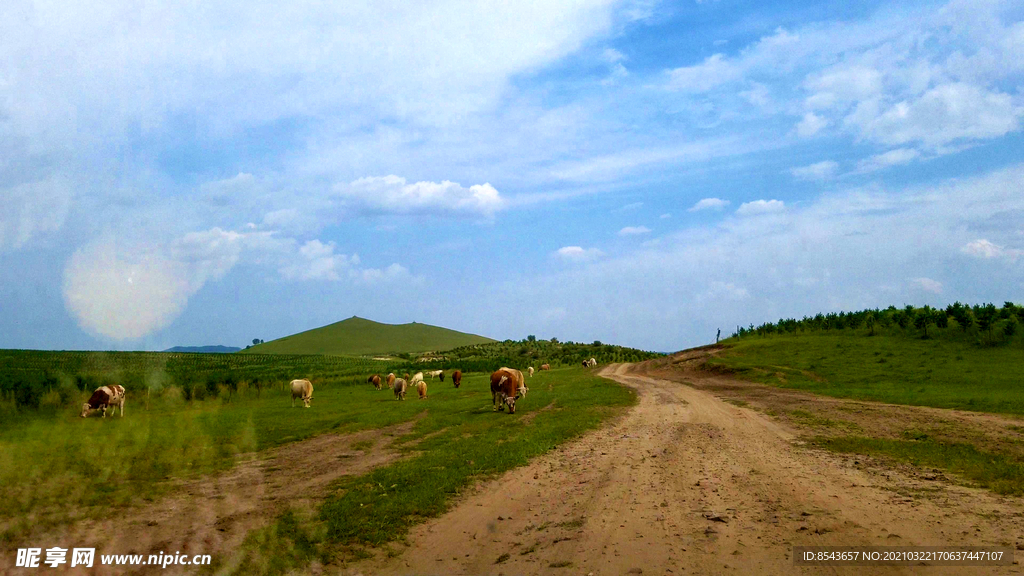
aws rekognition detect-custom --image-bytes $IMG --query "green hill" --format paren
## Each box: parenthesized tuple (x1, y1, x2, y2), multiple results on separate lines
(239, 316, 496, 356)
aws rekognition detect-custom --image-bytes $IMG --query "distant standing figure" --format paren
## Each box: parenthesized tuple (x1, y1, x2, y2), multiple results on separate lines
(716, 328, 721, 343)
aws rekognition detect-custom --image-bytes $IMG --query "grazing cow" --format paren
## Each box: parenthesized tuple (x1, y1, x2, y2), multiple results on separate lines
(290, 379, 314, 408)
(451, 370, 462, 388)
(582, 361, 589, 368)
(439, 372, 445, 382)
(427, 370, 443, 380)
(527, 367, 534, 377)
(540, 364, 550, 371)
(588, 358, 598, 367)
(403, 373, 411, 383)
(80, 385, 126, 418)
(368, 374, 382, 390)
(489, 369, 527, 414)
(393, 378, 408, 400)
(386, 373, 396, 389)
(410, 372, 424, 386)
(417, 380, 428, 399)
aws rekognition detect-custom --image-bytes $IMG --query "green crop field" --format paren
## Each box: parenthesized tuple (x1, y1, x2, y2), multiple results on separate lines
(240, 316, 496, 356)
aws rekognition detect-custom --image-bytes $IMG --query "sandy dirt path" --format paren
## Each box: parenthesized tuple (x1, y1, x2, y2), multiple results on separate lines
(345, 363, 1023, 575)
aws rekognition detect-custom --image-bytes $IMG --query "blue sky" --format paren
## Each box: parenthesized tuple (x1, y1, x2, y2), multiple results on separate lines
(2, 0, 1023, 352)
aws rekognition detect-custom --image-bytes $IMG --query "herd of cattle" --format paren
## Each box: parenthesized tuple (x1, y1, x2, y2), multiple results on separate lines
(78, 358, 600, 418)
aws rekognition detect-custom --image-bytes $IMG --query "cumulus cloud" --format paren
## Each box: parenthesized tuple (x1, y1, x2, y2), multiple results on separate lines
(911, 277, 943, 294)
(790, 160, 838, 181)
(736, 199, 785, 216)
(961, 239, 1022, 260)
(333, 176, 506, 217)
(688, 198, 730, 212)
(849, 83, 1021, 148)
(553, 246, 604, 262)
(618, 226, 652, 236)
(660, 213, 672, 219)
(279, 240, 415, 284)
(855, 148, 921, 173)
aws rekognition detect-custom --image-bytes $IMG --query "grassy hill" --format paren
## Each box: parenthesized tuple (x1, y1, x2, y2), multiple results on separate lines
(240, 316, 495, 356)
(714, 302, 1024, 415)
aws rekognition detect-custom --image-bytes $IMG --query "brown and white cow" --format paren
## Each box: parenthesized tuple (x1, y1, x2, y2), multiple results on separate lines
(80, 385, 126, 418)
(290, 379, 314, 408)
(416, 380, 428, 399)
(368, 374, 382, 390)
(393, 378, 408, 400)
(527, 366, 534, 377)
(489, 369, 527, 414)
(540, 364, 550, 371)
(386, 373, 396, 389)
(451, 370, 462, 388)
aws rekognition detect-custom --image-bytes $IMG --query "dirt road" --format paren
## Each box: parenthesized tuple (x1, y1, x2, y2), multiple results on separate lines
(346, 363, 1023, 575)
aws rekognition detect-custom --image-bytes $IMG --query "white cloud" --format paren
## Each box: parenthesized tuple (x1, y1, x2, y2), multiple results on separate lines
(790, 160, 838, 181)
(736, 199, 785, 216)
(553, 246, 604, 262)
(804, 65, 884, 110)
(855, 148, 921, 173)
(961, 239, 1022, 260)
(613, 201, 643, 212)
(911, 277, 943, 294)
(333, 175, 506, 217)
(796, 112, 829, 137)
(0, 177, 73, 252)
(688, 197, 730, 212)
(698, 281, 750, 303)
(848, 83, 1021, 148)
(618, 226, 652, 236)
(666, 54, 742, 93)
(660, 213, 671, 219)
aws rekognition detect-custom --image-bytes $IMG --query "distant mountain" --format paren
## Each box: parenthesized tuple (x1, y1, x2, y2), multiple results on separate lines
(164, 345, 242, 353)
(239, 316, 495, 356)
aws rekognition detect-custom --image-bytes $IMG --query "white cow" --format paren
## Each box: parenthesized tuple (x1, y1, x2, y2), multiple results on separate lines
(527, 367, 534, 377)
(393, 378, 409, 400)
(427, 370, 443, 379)
(410, 372, 424, 385)
(588, 358, 598, 368)
(290, 379, 314, 408)
(80, 385, 126, 418)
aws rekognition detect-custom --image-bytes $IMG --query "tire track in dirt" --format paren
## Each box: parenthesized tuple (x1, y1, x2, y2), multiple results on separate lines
(342, 363, 1024, 575)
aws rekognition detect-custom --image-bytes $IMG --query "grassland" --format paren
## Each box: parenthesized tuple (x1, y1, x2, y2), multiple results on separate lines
(240, 316, 495, 356)
(702, 328, 1024, 497)
(0, 342, 637, 575)
(234, 368, 635, 572)
(710, 331, 1024, 415)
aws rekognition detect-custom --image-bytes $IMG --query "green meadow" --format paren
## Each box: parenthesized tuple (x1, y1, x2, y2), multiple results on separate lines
(0, 365, 635, 571)
(711, 332, 1024, 415)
